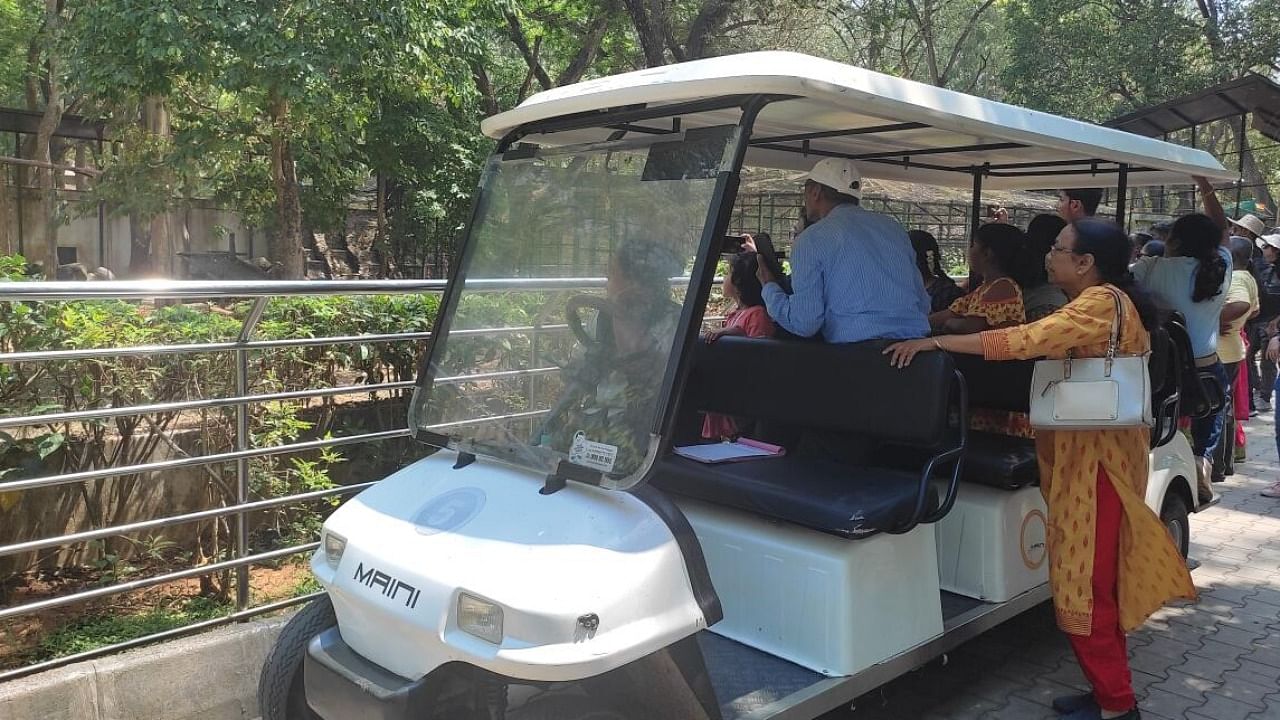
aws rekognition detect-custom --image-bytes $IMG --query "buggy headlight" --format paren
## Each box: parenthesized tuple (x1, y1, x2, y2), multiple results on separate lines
(323, 530, 347, 570)
(458, 593, 504, 644)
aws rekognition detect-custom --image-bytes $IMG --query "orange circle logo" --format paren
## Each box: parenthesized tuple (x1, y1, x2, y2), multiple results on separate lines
(1020, 509, 1047, 570)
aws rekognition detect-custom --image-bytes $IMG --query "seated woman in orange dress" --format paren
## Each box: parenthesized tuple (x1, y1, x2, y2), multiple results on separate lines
(930, 223, 1028, 334)
(930, 223, 1034, 437)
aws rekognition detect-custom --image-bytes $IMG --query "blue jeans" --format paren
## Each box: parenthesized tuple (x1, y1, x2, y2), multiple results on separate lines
(1191, 361, 1230, 460)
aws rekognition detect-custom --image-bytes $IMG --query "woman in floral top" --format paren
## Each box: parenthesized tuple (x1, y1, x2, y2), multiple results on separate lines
(930, 223, 1029, 334)
(931, 222, 1034, 437)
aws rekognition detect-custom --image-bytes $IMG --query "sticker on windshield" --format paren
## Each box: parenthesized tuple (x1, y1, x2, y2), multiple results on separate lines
(569, 432, 618, 473)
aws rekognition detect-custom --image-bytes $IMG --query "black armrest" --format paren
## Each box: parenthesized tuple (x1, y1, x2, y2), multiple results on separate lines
(911, 368, 968, 529)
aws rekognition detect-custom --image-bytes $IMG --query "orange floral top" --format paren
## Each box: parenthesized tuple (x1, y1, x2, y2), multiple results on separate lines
(980, 285, 1196, 636)
(953, 277, 1033, 438)
(950, 276, 1025, 328)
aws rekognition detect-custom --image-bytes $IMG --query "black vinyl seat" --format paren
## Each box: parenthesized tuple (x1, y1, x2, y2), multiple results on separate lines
(658, 456, 938, 538)
(936, 314, 1188, 490)
(650, 337, 966, 539)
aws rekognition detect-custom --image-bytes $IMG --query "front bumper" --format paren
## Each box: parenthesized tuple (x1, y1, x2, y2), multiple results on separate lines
(304, 626, 431, 720)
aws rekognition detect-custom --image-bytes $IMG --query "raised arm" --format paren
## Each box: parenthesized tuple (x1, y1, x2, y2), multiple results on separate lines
(1194, 176, 1230, 245)
(761, 236, 825, 337)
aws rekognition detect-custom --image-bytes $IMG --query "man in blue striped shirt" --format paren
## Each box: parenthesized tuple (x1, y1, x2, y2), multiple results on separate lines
(756, 159, 931, 343)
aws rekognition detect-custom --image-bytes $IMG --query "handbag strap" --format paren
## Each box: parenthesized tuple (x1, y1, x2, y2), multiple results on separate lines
(1064, 285, 1124, 378)
(1104, 285, 1123, 369)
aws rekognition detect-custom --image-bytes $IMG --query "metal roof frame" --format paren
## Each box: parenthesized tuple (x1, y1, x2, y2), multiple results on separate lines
(1105, 73, 1280, 142)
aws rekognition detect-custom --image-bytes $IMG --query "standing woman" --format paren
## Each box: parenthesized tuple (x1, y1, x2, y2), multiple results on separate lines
(885, 218, 1196, 720)
(1130, 185, 1231, 499)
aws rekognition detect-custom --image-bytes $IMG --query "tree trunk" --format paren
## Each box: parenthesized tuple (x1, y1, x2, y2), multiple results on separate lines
(621, 0, 670, 66)
(684, 0, 735, 60)
(73, 144, 87, 192)
(33, 101, 62, 270)
(128, 211, 152, 276)
(268, 93, 305, 279)
(374, 172, 396, 277)
(142, 97, 175, 277)
(28, 0, 67, 275)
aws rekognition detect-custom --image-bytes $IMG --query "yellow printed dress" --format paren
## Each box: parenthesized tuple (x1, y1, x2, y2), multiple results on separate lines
(949, 276, 1025, 328)
(979, 285, 1197, 635)
(952, 277, 1034, 438)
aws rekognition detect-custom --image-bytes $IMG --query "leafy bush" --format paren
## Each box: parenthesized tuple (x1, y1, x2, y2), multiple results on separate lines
(33, 596, 230, 662)
(0, 255, 440, 598)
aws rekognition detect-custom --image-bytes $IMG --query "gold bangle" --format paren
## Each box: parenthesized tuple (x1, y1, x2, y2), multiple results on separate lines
(933, 337, 943, 351)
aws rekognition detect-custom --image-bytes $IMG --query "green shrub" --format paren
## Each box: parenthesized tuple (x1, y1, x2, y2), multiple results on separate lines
(0, 256, 441, 590)
(32, 596, 230, 662)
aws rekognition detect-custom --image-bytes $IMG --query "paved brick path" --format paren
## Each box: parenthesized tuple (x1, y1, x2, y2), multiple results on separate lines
(824, 414, 1280, 720)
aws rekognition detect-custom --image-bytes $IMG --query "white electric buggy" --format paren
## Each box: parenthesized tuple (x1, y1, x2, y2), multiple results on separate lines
(257, 52, 1236, 720)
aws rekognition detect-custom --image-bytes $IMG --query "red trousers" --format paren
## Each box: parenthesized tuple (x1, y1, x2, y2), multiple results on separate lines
(1066, 468, 1135, 712)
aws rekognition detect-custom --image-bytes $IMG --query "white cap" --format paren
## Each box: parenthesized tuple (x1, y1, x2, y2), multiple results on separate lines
(805, 158, 862, 200)
(1260, 233, 1280, 251)
(1228, 213, 1266, 237)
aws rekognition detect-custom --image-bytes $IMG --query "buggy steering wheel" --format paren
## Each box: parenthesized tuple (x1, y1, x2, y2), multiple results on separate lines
(565, 294, 613, 350)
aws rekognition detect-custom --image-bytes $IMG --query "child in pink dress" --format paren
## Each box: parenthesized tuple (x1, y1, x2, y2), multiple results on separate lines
(702, 251, 776, 439)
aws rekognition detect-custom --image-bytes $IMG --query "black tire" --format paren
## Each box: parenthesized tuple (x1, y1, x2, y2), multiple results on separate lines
(258, 595, 336, 720)
(1160, 491, 1191, 559)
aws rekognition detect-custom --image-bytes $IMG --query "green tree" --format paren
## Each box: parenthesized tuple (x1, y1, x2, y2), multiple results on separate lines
(70, 0, 493, 278)
(826, 0, 1006, 93)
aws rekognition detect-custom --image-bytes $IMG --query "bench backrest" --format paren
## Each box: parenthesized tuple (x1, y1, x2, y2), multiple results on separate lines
(684, 337, 955, 447)
(953, 320, 1178, 415)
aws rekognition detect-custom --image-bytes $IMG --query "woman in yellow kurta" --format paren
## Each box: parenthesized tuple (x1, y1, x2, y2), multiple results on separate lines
(887, 218, 1196, 720)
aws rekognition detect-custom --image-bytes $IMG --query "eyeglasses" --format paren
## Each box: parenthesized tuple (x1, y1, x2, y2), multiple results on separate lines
(1048, 245, 1076, 254)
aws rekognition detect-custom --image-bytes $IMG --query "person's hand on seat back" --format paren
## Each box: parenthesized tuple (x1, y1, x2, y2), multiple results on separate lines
(884, 338, 936, 368)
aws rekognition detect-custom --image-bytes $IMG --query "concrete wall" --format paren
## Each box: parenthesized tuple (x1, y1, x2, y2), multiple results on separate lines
(0, 428, 228, 578)
(0, 181, 258, 275)
(0, 614, 287, 720)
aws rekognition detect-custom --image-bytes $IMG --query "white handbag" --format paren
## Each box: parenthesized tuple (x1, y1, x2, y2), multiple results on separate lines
(1029, 287, 1153, 430)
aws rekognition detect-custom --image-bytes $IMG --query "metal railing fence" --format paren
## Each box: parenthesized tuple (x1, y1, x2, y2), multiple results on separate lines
(0, 277, 725, 682)
(0, 279, 446, 681)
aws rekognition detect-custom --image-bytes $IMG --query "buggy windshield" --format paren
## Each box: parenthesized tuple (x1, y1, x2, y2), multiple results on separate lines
(410, 126, 736, 487)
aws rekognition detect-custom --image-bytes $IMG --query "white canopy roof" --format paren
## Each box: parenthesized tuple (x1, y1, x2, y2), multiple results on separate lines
(482, 52, 1234, 191)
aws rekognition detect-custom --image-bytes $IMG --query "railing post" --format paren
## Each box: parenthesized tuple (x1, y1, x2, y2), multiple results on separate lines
(527, 323, 539, 438)
(235, 297, 270, 613)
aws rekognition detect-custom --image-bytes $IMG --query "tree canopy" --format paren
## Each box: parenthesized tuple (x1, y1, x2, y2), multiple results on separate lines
(2, 0, 1278, 277)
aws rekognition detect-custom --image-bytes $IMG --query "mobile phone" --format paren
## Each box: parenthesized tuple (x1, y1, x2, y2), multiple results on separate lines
(721, 235, 747, 254)
(753, 233, 786, 280)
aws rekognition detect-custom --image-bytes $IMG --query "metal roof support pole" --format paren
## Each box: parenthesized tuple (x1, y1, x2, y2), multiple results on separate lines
(1116, 164, 1129, 228)
(1234, 113, 1247, 218)
(234, 297, 270, 613)
(1162, 131, 1172, 215)
(1190, 124, 1199, 207)
(969, 169, 983, 242)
